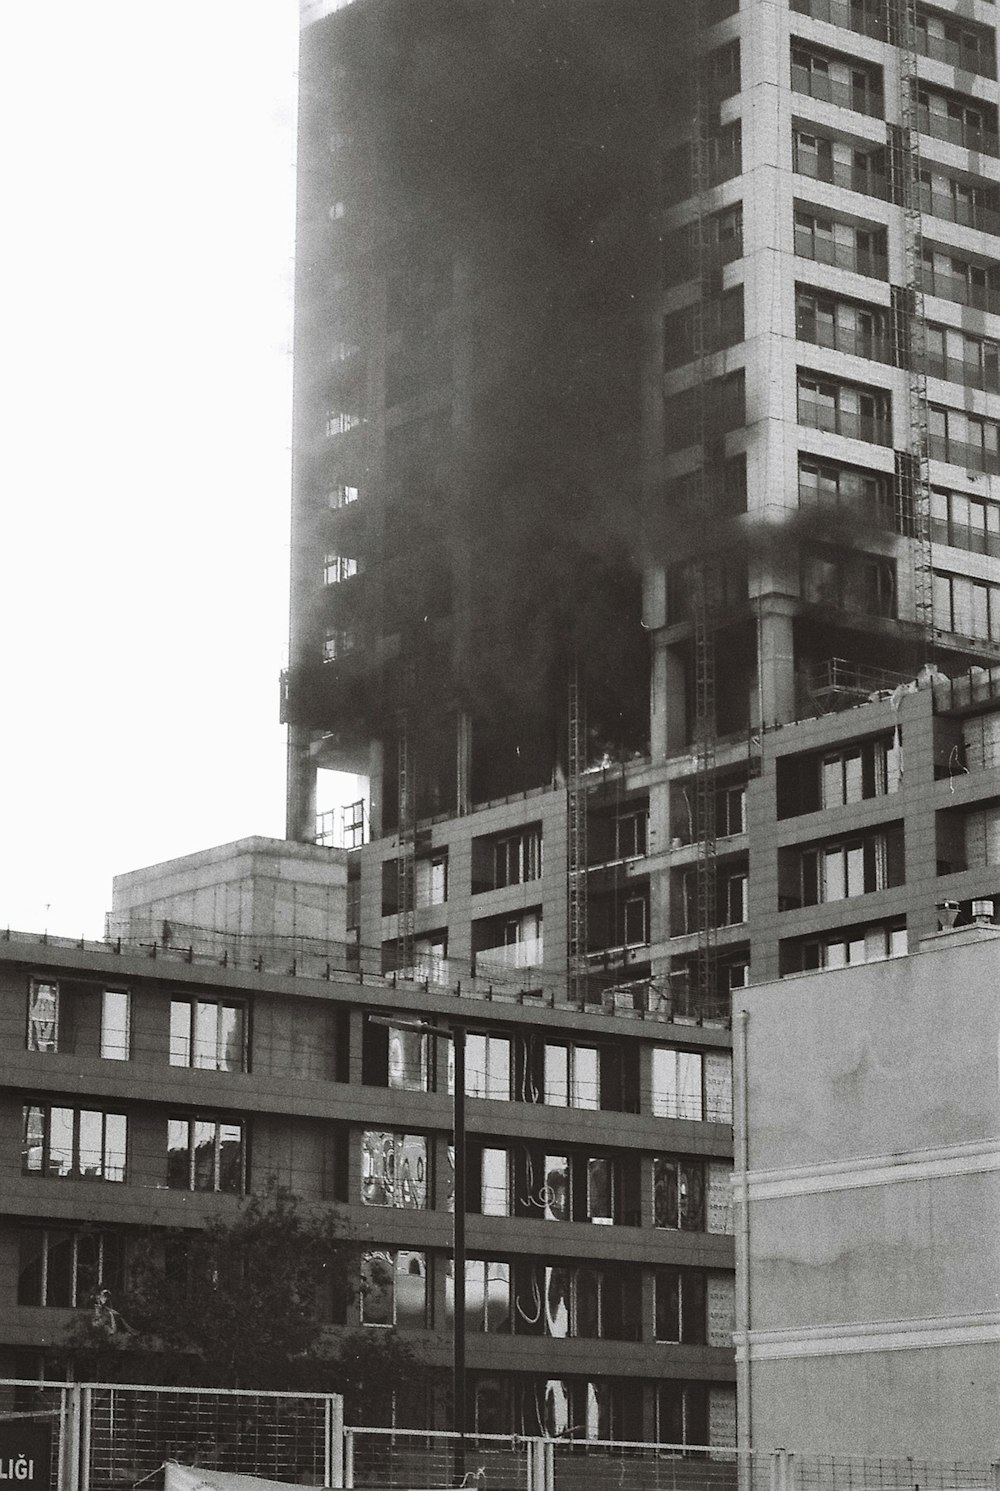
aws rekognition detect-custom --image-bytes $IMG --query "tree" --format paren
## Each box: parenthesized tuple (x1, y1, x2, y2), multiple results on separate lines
(67, 1186, 422, 1405)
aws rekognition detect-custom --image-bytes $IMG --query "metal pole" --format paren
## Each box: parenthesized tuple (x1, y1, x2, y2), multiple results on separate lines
(453, 1022, 467, 1484)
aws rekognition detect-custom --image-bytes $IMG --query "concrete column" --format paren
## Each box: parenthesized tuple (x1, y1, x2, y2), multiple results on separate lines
(757, 602, 796, 729)
(456, 711, 472, 816)
(367, 739, 385, 838)
(651, 635, 688, 757)
(285, 726, 317, 842)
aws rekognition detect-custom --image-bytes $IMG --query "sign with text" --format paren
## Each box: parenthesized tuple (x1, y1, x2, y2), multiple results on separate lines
(0, 1419, 52, 1491)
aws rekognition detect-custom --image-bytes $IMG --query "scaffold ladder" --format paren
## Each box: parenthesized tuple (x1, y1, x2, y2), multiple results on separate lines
(894, 0, 934, 653)
(395, 704, 415, 977)
(567, 662, 589, 1002)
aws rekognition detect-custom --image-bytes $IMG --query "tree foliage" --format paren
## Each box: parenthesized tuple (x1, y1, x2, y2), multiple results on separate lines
(67, 1187, 421, 1405)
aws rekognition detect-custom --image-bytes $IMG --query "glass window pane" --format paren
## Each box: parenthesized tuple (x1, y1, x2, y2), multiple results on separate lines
(361, 1130, 391, 1207)
(397, 1134, 427, 1209)
(103, 1114, 127, 1182)
(167, 1118, 190, 1189)
(169, 1002, 191, 1067)
(487, 1036, 511, 1100)
(22, 1106, 45, 1174)
(573, 1046, 599, 1109)
(653, 1156, 679, 1229)
(544, 1044, 569, 1106)
(465, 1034, 487, 1099)
(361, 1251, 394, 1325)
(576, 1267, 601, 1339)
(656, 1268, 681, 1341)
(76, 1232, 101, 1305)
(218, 1006, 244, 1073)
(544, 1154, 569, 1220)
(482, 1147, 509, 1215)
(544, 1380, 570, 1438)
(587, 1157, 614, 1224)
(677, 1051, 704, 1120)
(217, 1124, 243, 1193)
(650, 1047, 675, 1118)
(17, 1230, 44, 1305)
(192, 1120, 217, 1191)
(680, 1158, 706, 1230)
(48, 1108, 75, 1177)
(193, 1003, 218, 1069)
(462, 1258, 485, 1332)
(485, 1261, 511, 1334)
(27, 981, 59, 1053)
(388, 1027, 427, 1091)
(46, 1231, 74, 1309)
(394, 1250, 426, 1329)
(544, 1267, 571, 1337)
(101, 991, 130, 1061)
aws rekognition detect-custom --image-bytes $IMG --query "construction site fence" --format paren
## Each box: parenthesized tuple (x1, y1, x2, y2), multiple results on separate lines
(1, 1385, 998, 1491)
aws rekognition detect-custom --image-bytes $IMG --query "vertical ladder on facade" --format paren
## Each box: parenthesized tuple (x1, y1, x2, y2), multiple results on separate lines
(395, 704, 416, 977)
(688, 0, 719, 1010)
(566, 661, 589, 1003)
(894, 0, 935, 653)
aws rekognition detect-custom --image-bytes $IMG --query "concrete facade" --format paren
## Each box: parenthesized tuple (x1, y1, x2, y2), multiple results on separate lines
(734, 923, 1000, 1459)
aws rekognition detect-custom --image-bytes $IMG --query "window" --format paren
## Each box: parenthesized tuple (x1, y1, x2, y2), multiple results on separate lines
(921, 246, 1000, 314)
(323, 627, 356, 662)
(169, 999, 246, 1072)
(797, 373, 891, 444)
(328, 484, 359, 509)
(933, 571, 1000, 642)
(663, 288, 744, 369)
(651, 1048, 733, 1123)
(657, 1382, 709, 1448)
(721, 870, 748, 926)
(167, 1116, 244, 1193)
(915, 83, 998, 154)
(324, 411, 359, 436)
(792, 129, 888, 198)
(18, 1228, 124, 1308)
(798, 456, 894, 526)
(791, 43, 882, 116)
(925, 323, 1000, 393)
(26, 979, 60, 1052)
(360, 1131, 428, 1209)
(655, 1268, 707, 1344)
(797, 827, 904, 905)
(360, 1250, 427, 1328)
(795, 287, 889, 361)
(22, 1104, 127, 1182)
(449, 1032, 511, 1100)
(493, 826, 542, 888)
(363, 1015, 431, 1091)
(801, 548, 896, 616)
(445, 1259, 511, 1333)
(481, 1146, 510, 1215)
(930, 489, 1000, 557)
(544, 1042, 600, 1108)
(794, 208, 886, 277)
(101, 991, 130, 1061)
(927, 403, 1000, 476)
(916, 6, 996, 76)
(778, 734, 902, 816)
(653, 1155, 734, 1233)
(415, 853, 448, 908)
(794, 921, 907, 971)
(323, 554, 359, 585)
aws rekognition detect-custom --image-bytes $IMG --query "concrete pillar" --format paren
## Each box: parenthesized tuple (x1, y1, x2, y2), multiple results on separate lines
(651, 636, 688, 757)
(285, 726, 317, 843)
(456, 710, 472, 816)
(757, 603, 796, 729)
(367, 739, 385, 838)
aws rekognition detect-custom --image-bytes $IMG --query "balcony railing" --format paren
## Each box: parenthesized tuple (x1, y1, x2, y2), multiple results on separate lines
(474, 938, 544, 975)
(797, 319, 892, 363)
(793, 148, 889, 200)
(927, 432, 1000, 476)
(930, 516, 1000, 558)
(792, 65, 884, 119)
(924, 349, 1000, 395)
(916, 29, 996, 80)
(798, 403, 892, 444)
(790, 0, 888, 41)
(918, 183, 1000, 237)
(794, 231, 888, 279)
(915, 105, 999, 157)
(919, 266, 1000, 315)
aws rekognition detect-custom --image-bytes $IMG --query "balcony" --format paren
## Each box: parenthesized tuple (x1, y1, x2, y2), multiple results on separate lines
(927, 432, 1000, 476)
(915, 106, 999, 158)
(795, 230, 888, 280)
(797, 317, 892, 364)
(790, 0, 888, 41)
(793, 148, 889, 201)
(798, 403, 892, 445)
(924, 349, 1000, 395)
(473, 938, 544, 976)
(918, 266, 1000, 315)
(792, 64, 884, 120)
(916, 28, 996, 81)
(918, 183, 1000, 237)
(930, 516, 1000, 559)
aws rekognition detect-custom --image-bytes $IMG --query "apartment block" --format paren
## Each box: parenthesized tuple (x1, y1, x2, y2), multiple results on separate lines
(0, 931, 735, 1442)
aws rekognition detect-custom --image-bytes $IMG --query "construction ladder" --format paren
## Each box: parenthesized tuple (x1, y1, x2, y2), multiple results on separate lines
(687, 0, 720, 1010)
(395, 704, 416, 977)
(567, 661, 589, 1002)
(894, 0, 934, 653)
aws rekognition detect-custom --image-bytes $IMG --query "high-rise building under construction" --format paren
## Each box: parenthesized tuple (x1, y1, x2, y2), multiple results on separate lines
(284, 0, 1000, 1003)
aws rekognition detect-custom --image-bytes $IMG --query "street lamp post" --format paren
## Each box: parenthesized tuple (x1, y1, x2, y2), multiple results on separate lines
(367, 1015, 467, 1476)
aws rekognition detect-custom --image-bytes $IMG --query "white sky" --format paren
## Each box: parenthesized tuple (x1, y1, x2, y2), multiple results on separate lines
(0, 4, 302, 937)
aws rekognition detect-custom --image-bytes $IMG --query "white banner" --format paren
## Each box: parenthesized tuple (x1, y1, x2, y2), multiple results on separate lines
(165, 1464, 311, 1491)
